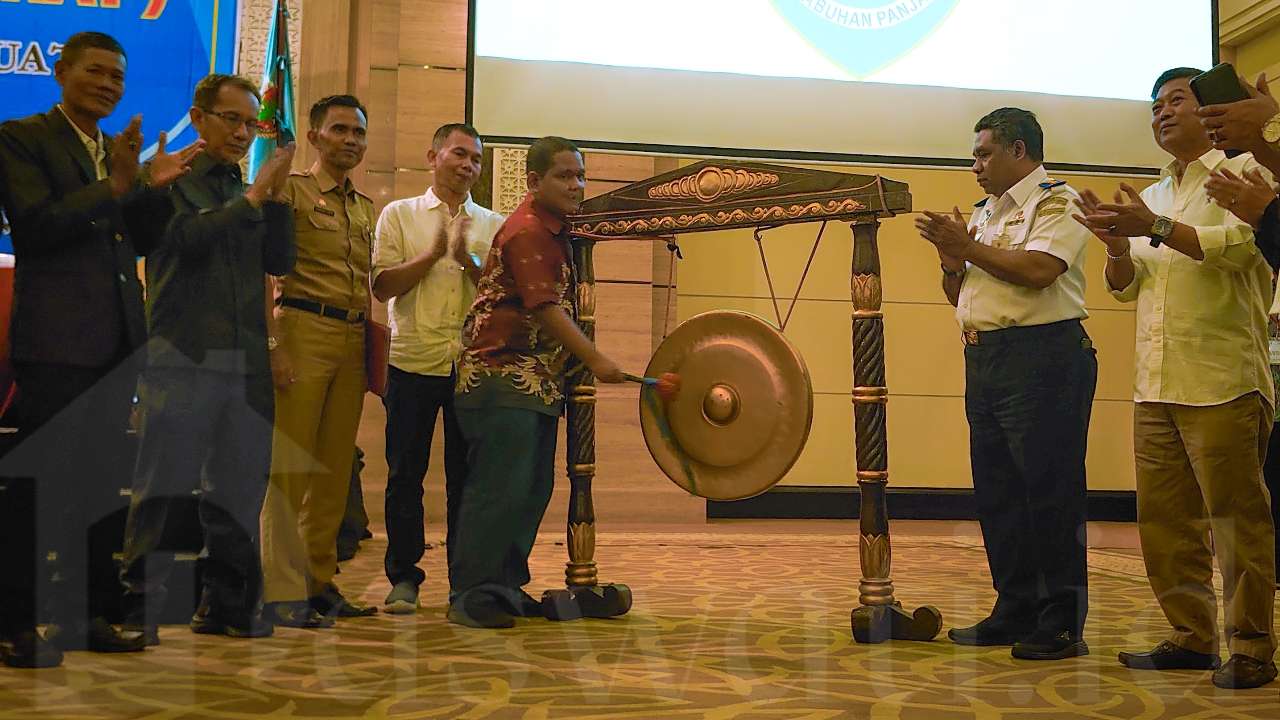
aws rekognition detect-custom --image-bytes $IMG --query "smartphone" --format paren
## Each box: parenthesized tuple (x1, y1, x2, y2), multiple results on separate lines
(1190, 63, 1250, 158)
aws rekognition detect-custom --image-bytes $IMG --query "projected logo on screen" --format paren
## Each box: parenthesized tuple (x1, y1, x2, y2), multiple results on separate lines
(772, 0, 959, 78)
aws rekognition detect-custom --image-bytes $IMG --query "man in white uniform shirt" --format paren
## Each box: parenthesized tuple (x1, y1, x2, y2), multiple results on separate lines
(372, 124, 504, 613)
(917, 108, 1096, 662)
(1075, 68, 1277, 690)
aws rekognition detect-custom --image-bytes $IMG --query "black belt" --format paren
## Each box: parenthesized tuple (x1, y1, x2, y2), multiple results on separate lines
(962, 319, 1085, 347)
(279, 297, 365, 323)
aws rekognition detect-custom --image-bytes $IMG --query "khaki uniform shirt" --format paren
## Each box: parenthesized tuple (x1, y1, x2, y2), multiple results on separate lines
(1110, 149, 1274, 408)
(279, 165, 373, 311)
(958, 165, 1090, 331)
(373, 188, 504, 377)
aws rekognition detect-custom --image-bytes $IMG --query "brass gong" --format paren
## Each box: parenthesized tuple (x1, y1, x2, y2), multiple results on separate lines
(639, 310, 813, 501)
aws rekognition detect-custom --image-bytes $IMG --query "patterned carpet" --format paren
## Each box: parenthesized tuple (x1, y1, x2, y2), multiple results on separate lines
(1, 531, 1277, 719)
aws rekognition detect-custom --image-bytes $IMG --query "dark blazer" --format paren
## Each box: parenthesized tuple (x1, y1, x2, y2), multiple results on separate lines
(145, 152, 294, 377)
(0, 107, 170, 368)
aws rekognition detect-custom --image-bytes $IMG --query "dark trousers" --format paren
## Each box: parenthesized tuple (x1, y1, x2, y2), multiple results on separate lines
(119, 367, 274, 621)
(382, 366, 467, 587)
(0, 359, 136, 634)
(964, 320, 1097, 636)
(448, 405, 557, 609)
(1266, 422, 1280, 576)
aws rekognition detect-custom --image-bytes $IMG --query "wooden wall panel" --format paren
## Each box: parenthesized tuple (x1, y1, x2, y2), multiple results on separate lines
(394, 68, 467, 170)
(364, 68, 399, 172)
(362, 170, 397, 216)
(595, 283, 653, 381)
(596, 242, 654, 284)
(370, 0, 401, 69)
(393, 169, 434, 202)
(398, 0, 469, 68)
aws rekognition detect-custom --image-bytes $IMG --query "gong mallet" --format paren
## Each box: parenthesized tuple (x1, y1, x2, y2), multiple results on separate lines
(622, 372, 682, 400)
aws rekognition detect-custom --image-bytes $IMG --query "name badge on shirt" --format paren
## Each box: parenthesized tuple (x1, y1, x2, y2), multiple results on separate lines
(313, 205, 336, 217)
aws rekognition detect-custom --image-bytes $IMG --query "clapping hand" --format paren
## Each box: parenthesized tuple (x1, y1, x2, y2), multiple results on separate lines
(146, 131, 205, 188)
(449, 215, 473, 266)
(916, 207, 976, 261)
(1198, 73, 1280, 154)
(245, 143, 295, 207)
(108, 115, 144, 197)
(1073, 184, 1155, 239)
(1205, 167, 1278, 228)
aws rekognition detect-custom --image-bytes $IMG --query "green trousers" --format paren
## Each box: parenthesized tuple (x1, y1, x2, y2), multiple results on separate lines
(448, 405, 558, 612)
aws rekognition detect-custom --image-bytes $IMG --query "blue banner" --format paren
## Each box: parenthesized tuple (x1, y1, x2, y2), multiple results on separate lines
(0, 0, 241, 253)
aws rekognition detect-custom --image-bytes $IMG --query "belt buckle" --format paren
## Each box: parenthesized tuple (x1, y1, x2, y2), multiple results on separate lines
(962, 330, 980, 346)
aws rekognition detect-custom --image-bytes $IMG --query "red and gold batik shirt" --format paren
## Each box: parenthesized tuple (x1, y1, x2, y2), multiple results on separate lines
(454, 194, 576, 416)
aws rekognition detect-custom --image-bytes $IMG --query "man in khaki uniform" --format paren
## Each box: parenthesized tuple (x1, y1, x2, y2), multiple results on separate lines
(260, 95, 377, 627)
(1075, 67, 1277, 690)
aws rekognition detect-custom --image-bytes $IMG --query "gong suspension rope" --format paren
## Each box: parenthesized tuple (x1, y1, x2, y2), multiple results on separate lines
(661, 236, 682, 339)
(752, 220, 828, 332)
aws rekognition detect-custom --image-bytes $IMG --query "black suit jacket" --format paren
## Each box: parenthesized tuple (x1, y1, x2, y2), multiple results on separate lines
(0, 107, 171, 368)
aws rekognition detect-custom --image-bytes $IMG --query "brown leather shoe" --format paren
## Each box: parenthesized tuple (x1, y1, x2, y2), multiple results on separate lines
(265, 601, 334, 629)
(1212, 655, 1278, 689)
(1118, 640, 1220, 670)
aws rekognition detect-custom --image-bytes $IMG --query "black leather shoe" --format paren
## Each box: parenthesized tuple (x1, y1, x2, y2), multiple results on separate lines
(190, 607, 274, 638)
(1012, 629, 1089, 660)
(122, 624, 160, 647)
(948, 616, 1034, 646)
(266, 601, 334, 629)
(0, 629, 63, 668)
(447, 594, 515, 629)
(1212, 654, 1278, 689)
(47, 617, 146, 653)
(311, 590, 377, 618)
(1118, 640, 1221, 670)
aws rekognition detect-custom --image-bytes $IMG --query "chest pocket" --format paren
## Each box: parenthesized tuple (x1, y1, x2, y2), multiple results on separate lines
(307, 210, 342, 232)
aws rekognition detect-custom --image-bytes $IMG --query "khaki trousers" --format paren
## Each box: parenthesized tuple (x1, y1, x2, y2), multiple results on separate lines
(1134, 391, 1277, 661)
(260, 308, 366, 603)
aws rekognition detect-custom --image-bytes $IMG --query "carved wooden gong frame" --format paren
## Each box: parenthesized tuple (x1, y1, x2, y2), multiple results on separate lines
(557, 159, 941, 642)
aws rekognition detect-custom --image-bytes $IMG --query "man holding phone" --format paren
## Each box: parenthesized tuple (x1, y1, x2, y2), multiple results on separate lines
(1196, 70, 1280, 591)
(1074, 67, 1277, 690)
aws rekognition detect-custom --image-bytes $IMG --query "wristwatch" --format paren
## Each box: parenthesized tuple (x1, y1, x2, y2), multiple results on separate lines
(940, 263, 965, 278)
(267, 335, 279, 351)
(1263, 112, 1280, 149)
(1148, 215, 1174, 248)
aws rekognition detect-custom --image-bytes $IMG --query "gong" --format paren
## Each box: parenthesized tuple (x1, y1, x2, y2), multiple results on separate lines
(639, 310, 814, 501)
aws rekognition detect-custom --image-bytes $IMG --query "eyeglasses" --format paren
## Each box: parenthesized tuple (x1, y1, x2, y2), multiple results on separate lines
(202, 109, 259, 134)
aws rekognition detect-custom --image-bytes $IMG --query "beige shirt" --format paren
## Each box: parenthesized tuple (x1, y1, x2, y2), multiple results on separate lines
(373, 188, 504, 376)
(57, 104, 106, 180)
(279, 166, 374, 311)
(958, 165, 1090, 331)
(1110, 149, 1274, 407)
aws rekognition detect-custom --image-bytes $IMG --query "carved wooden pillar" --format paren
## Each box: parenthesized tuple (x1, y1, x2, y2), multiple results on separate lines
(848, 219, 942, 643)
(565, 239, 600, 588)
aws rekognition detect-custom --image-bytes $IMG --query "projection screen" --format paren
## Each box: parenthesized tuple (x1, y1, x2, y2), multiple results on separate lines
(468, 0, 1217, 172)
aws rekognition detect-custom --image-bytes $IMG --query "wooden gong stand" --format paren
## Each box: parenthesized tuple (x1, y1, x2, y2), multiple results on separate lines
(542, 160, 941, 642)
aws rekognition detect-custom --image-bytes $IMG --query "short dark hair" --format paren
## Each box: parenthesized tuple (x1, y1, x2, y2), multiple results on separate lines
(193, 74, 260, 111)
(60, 32, 126, 68)
(432, 123, 480, 151)
(309, 94, 367, 128)
(526, 136, 581, 176)
(1151, 67, 1202, 100)
(974, 107, 1044, 162)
